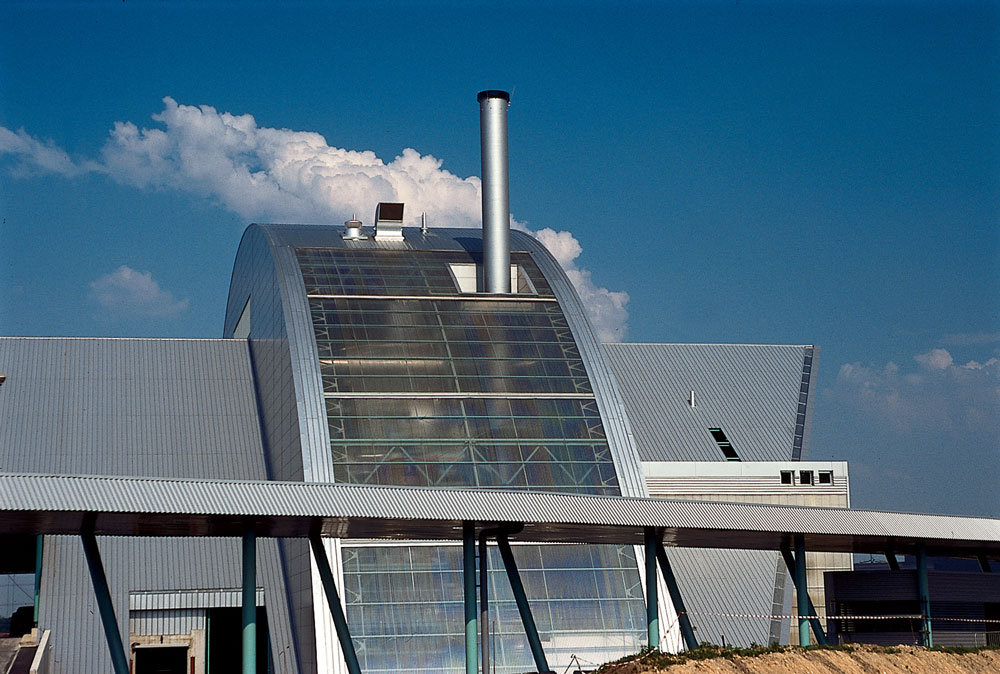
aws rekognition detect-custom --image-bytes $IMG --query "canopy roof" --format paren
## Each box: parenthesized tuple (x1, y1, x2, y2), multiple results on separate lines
(2, 473, 998, 559)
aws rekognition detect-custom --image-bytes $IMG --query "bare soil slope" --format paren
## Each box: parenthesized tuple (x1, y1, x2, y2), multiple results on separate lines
(598, 646, 1000, 674)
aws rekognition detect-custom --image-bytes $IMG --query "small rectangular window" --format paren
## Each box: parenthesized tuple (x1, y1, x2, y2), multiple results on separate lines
(818, 471, 833, 485)
(799, 470, 814, 485)
(780, 471, 793, 485)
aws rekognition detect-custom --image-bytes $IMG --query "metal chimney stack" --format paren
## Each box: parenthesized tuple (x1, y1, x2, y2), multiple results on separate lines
(479, 90, 511, 293)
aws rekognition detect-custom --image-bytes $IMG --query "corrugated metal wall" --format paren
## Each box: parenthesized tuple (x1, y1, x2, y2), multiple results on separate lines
(0, 337, 297, 674)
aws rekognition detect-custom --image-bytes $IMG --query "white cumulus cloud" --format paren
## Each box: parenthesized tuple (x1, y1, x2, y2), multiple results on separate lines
(2, 97, 629, 336)
(914, 347, 954, 370)
(90, 266, 190, 317)
(535, 228, 630, 342)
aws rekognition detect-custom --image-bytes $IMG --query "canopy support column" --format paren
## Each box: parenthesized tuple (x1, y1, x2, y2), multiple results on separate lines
(886, 552, 901, 571)
(80, 532, 129, 674)
(309, 533, 362, 674)
(978, 554, 992, 573)
(479, 531, 490, 674)
(33, 534, 42, 626)
(643, 528, 659, 649)
(917, 546, 933, 647)
(781, 537, 827, 646)
(463, 522, 478, 674)
(242, 529, 257, 674)
(654, 540, 698, 651)
(496, 532, 551, 674)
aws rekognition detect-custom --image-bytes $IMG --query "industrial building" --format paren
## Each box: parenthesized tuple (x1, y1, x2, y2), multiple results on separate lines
(1, 91, 998, 674)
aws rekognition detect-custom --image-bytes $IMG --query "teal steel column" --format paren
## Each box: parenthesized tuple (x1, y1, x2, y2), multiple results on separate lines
(463, 522, 478, 674)
(242, 529, 257, 674)
(794, 537, 809, 646)
(80, 533, 129, 674)
(309, 534, 362, 674)
(32, 534, 42, 626)
(496, 534, 551, 674)
(644, 529, 659, 649)
(917, 546, 933, 647)
(479, 531, 491, 674)
(654, 542, 698, 651)
(780, 545, 827, 646)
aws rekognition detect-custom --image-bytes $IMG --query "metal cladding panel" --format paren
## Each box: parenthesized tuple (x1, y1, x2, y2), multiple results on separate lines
(667, 548, 784, 647)
(4, 475, 1000, 557)
(130, 588, 265, 610)
(226, 225, 324, 674)
(602, 343, 814, 462)
(0, 337, 264, 479)
(129, 608, 205, 636)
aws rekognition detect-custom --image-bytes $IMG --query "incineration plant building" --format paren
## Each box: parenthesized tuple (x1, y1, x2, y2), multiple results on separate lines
(0, 91, 854, 674)
(0, 217, 841, 674)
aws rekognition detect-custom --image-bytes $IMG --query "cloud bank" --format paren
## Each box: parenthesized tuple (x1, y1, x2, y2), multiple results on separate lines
(90, 266, 190, 317)
(1, 97, 629, 339)
(0, 127, 91, 177)
(833, 347, 999, 435)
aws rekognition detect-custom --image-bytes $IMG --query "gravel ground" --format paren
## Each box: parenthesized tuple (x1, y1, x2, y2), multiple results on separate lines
(598, 645, 1000, 674)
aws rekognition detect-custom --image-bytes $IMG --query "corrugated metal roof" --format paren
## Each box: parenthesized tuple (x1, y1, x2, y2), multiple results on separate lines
(3, 474, 999, 558)
(0, 337, 266, 480)
(602, 343, 814, 462)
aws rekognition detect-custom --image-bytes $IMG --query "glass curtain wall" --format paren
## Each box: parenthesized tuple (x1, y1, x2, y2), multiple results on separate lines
(296, 247, 645, 673)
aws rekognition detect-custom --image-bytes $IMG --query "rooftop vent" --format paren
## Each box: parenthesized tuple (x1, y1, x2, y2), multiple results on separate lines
(341, 214, 368, 241)
(374, 202, 404, 242)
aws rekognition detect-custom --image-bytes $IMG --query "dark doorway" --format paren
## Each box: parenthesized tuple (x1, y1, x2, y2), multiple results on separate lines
(206, 607, 269, 674)
(134, 646, 187, 674)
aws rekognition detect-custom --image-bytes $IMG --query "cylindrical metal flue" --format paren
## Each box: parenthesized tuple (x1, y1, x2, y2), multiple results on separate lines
(478, 90, 511, 294)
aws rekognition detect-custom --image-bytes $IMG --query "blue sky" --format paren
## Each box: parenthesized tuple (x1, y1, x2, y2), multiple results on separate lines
(1, 1, 997, 517)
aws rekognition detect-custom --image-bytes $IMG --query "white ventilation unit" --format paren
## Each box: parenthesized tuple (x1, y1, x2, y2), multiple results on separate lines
(374, 202, 404, 242)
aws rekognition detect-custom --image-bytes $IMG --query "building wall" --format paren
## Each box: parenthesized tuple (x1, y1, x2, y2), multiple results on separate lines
(644, 461, 853, 646)
(826, 570, 1000, 646)
(0, 337, 296, 674)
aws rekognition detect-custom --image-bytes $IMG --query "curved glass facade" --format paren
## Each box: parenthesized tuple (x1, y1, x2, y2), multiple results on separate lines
(292, 241, 645, 672)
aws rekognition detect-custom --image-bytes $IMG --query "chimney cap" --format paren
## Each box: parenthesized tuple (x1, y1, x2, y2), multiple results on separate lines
(477, 90, 510, 103)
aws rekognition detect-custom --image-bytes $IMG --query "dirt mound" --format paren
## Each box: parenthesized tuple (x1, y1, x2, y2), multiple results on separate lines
(597, 645, 1000, 674)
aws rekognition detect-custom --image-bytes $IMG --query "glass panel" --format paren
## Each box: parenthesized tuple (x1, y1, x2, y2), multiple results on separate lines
(326, 397, 619, 494)
(309, 298, 590, 395)
(342, 544, 645, 674)
(296, 248, 554, 297)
